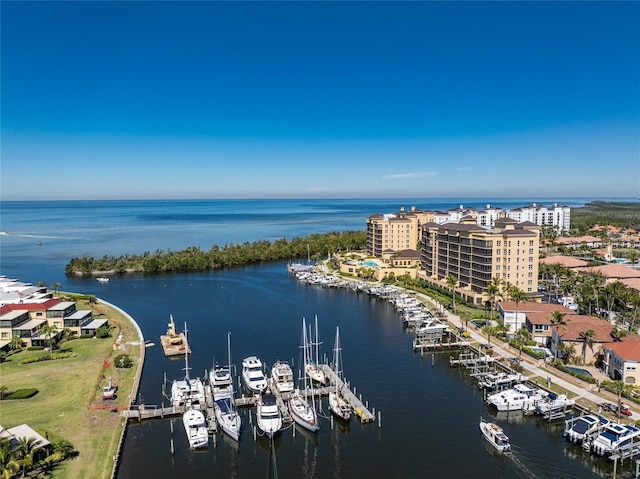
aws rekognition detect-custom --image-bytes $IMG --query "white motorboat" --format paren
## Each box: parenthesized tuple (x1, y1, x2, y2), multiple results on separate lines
(414, 320, 448, 336)
(241, 356, 268, 394)
(96, 276, 110, 282)
(479, 372, 523, 391)
(564, 414, 610, 443)
(271, 361, 295, 394)
(328, 326, 351, 422)
(170, 323, 206, 408)
(487, 383, 548, 412)
(591, 422, 640, 456)
(479, 417, 511, 453)
(256, 391, 282, 438)
(211, 333, 242, 441)
(304, 315, 326, 384)
(535, 392, 575, 415)
(182, 408, 209, 449)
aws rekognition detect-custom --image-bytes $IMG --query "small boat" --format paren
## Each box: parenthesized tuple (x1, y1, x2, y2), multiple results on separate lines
(328, 326, 351, 422)
(271, 361, 295, 394)
(591, 422, 640, 456)
(182, 408, 209, 449)
(480, 417, 511, 452)
(564, 414, 610, 443)
(210, 333, 242, 441)
(241, 356, 268, 394)
(289, 318, 320, 432)
(478, 372, 523, 391)
(102, 377, 116, 400)
(487, 383, 549, 412)
(289, 389, 320, 432)
(96, 276, 110, 283)
(304, 316, 326, 384)
(535, 392, 575, 415)
(170, 323, 206, 408)
(256, 391, 282, 438)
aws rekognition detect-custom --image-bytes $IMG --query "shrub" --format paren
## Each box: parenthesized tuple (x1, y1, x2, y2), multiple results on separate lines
(114, 354, 133, 368)
(6, 388, 38, 399)
(95, 325, 111, 338)
(27, 346, 44, 351)
(79, 334, 94, 339)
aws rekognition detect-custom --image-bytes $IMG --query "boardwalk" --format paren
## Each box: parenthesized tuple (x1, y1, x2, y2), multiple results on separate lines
(320, 364, 376, 423)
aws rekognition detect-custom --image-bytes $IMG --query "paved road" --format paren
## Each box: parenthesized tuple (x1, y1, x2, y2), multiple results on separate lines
(420, 294, 639, 422)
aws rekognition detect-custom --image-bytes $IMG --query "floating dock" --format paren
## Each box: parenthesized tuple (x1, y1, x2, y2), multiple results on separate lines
(160, 314, 191, 357)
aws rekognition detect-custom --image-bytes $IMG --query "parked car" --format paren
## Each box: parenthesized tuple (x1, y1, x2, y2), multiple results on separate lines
(600, 402, 616, 413)
(619, 404, 632, 416)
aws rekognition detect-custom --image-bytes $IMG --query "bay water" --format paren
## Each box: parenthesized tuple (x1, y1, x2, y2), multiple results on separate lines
(0, 198, 627, 478)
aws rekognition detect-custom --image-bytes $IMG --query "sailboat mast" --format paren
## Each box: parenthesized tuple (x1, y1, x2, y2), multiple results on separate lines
(227, 332, 234, 398)
(314, 315, 320, 368)
(184, 321, 190, 380)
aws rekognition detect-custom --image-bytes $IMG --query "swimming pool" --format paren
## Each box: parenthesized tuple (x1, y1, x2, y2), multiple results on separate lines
(361, 260, 379, 268)
(528, 346, 552, 358)
(564, 366, 593, 377)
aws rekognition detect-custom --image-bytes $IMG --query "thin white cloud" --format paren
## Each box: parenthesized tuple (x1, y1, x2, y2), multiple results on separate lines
(383, 171, 437, 180)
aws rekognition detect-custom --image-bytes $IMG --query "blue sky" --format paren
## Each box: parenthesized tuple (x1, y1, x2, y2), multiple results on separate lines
(1, 1, 638, 200)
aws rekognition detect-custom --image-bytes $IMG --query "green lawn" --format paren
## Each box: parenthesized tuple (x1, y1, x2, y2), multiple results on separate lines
(0, 299, 141, 479)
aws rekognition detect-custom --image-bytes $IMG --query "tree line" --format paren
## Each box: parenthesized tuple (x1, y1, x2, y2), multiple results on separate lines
(65, 230, 367, 275)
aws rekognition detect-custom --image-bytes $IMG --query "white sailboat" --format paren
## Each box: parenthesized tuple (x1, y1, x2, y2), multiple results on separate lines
(211, 332, 242, 441)
(183, 408, 208, 449)
(289, 317, 320, 433)
(304, 315, 326, 384)
(328, 326, 351, 422)
(170, 323, 205, 408)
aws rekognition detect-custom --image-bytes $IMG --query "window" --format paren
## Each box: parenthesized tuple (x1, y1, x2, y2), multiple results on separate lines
(529, 240, 534, 246)
(497, 265, 501, 271)
(497, 249, 501, 255)
(529, 257, 534, 262)
(529, 248, 534, 254)
(497, 241, 502, 246)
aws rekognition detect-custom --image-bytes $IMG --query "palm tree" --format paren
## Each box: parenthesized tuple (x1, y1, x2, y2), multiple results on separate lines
(14, 436, 37, 477)
(446, 275, 458, 313)
(51, 282, 62, 297)
(86, 295, 98, 313)
(482, 325, 498, 347)
(549, 311, 567, 359)
(627, 250, 639, 267)
(578, 329, 596, 365)
(40, 324, 58, 357)
(9, 337, 24, 352)
(486, 277, 502, 322)
(52, 439, 75, 460)
(610, 327, 627, 342)
(507, 285, 528, 335)
(609, 380, 633, 417)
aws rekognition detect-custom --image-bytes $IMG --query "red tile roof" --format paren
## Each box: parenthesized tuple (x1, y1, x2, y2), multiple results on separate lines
(558, 315, 613, 342)
(577, 264, 640, 279)
(605, 341, 640, 361)
(539, 256, 589, 268)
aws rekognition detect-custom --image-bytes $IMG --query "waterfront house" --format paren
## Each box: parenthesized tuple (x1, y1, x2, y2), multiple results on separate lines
(551, 315, 613, 364)
(499, 301, 575, 336)
(602, 340, 640, 384)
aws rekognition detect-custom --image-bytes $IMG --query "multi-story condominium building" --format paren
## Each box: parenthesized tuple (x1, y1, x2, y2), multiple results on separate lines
(418, 218, 540, 305)
(366, 206, 434, 257)
(505, 203, 571, 232)
(366, 203, 568, 258)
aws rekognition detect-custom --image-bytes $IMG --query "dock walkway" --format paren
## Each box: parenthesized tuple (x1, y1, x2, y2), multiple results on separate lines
(321, 365, 376, 423)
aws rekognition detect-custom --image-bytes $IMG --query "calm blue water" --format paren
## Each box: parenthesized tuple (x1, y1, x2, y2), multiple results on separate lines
(0, 198, 632, 478)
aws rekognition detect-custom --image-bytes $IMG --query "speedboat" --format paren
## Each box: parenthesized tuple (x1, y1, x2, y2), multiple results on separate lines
(241, 356, 268, 394)
(415, 320, 448, 336)
(479, 417, 511, 452)
(256, 391, 282, 438)
(535, 392, 575, 415)
(288, 389, 320, 432)
(591, 422, 640, 456)
(271, 361, 295, 394)
(96, 276, 110, 282)
(478, 372, 522, 391)
(487, 383, 548, 412)
(183, 408, 209, 449)
(564, 414, 610, 443)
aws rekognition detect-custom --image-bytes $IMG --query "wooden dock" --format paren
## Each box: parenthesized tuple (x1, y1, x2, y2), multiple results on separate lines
(121, 404, 185, 420)
(449, 352, 495, 367)
(320, 365, 376, 423)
